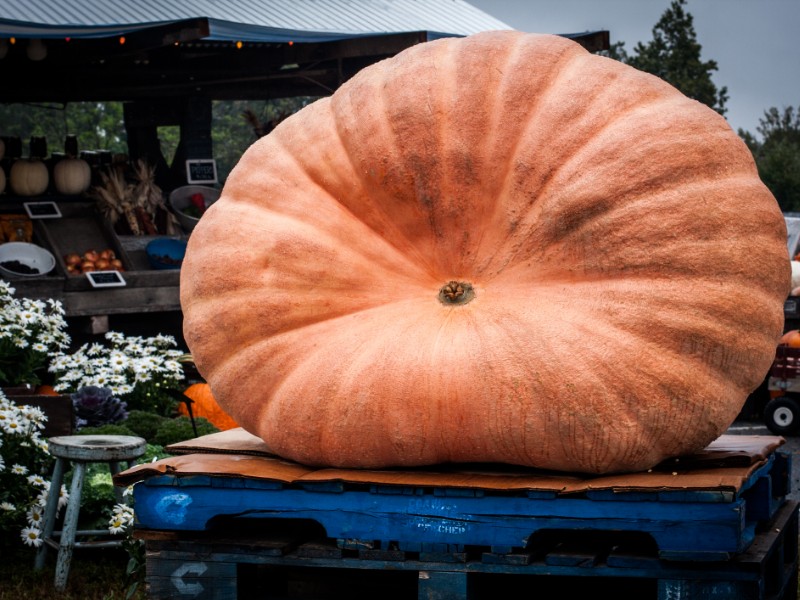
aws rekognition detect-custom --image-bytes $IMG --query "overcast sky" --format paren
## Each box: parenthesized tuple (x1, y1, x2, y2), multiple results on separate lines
(466, 0, 798, 138)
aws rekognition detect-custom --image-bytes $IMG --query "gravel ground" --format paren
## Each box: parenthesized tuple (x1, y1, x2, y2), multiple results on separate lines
(727, 418, 800, 502)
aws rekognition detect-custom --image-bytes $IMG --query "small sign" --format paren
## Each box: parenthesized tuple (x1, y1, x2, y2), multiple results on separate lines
(186, 159, 218, 184)
(86, 270, 127, 288)
(24, 201, 62, 219)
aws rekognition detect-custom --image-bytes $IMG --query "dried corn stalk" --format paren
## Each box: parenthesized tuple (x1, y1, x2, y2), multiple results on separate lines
(132, 160, 181, 236)
(89, 168, 141, 235)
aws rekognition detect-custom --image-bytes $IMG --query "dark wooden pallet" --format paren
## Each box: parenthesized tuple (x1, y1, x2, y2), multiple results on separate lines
(139, 500, 799, 600)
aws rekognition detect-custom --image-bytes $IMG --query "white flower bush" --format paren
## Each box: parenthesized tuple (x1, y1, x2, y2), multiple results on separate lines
(0, 389, 68, 548)
(49, 331, 186, 415)
(0, 281, 70, 387)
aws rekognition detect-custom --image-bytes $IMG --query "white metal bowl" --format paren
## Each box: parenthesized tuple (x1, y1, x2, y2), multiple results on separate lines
(0, 242, 56, 279)
(169, 185, 221, 232)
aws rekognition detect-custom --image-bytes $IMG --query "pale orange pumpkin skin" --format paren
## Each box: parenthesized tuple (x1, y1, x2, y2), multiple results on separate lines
(180, 31, 790, 474)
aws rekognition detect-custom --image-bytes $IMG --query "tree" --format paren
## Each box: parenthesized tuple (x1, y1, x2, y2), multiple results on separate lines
(608, 0, 728, 116)
(742, 106, 800, 212)
(0, 102, 126, 156)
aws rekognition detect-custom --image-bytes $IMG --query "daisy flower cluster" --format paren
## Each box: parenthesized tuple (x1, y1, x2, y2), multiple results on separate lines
(108, 497, 135, 535)
(0, 281, 71, 387)
(49, 331, 186, 416)
(0, 389, 68, 548)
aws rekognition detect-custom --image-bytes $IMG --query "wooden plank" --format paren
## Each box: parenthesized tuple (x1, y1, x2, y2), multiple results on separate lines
(417, 571, 470, 600)
(133, 481, 755, 560)
(15, 394, 73, 436)
(146, 553, 237, 600)
(295, 540, 342, 559)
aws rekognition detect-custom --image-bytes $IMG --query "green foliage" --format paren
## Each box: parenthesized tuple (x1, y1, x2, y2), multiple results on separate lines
(76, 465, 117, 527)
(211, 98, 318, 183)
(0, 545, 145, 599)
(122, 409, 168, 442)
(0, 101, 127, 155)
(741, 106, 800, 212)
(63, 442, 169, 530)
(75, 423, 138, 437)
(153, 416, 219, 447)
(608, 0, 728, 115)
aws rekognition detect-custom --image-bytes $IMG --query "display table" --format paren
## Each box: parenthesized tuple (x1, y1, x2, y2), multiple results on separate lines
(115, 429, 798, 599)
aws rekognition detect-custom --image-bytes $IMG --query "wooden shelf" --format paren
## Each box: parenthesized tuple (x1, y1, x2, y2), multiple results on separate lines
(1, 200, 184, 317)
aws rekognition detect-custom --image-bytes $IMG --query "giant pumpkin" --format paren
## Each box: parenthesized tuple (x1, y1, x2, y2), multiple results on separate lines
(180, 31, 790, 474)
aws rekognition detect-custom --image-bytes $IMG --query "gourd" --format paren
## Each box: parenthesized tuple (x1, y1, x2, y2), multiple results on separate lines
(53, 135, 91, 195)
(780, 331, 800, 348)
(10, 136, 49, 196)
(180, 31, 791, 474)
(177, 383, 239, 431)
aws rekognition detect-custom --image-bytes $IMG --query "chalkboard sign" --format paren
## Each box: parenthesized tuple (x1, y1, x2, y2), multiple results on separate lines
(86, 270, 126, 288)
(24, 201, 62, 219)
(186, 159, 218, 184)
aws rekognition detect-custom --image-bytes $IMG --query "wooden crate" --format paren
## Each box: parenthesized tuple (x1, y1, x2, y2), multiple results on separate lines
(2, 201, 182, 316)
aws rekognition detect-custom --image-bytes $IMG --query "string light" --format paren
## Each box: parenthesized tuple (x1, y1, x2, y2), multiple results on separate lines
(119, 36, 126, 45)
(236, 40, 243, 49)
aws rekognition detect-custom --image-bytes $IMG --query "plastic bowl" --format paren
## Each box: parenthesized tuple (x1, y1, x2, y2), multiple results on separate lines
(0, 242, 56, 279)
(146, 238, 187, 270)
(169, 185, 221, 232)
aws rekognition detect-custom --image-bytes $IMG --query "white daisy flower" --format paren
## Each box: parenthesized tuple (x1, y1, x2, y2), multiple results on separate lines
(20, 527, 43, 547)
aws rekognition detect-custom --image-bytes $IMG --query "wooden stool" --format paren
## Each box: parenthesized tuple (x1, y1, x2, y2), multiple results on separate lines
(34, 434, 147, 591)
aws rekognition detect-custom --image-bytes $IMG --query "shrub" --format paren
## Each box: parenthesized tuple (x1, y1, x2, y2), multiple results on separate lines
(152, 416, 219, 447)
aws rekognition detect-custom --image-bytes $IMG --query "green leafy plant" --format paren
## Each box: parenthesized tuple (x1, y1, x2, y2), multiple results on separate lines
(153, 416, 219, 447)
(120, 410, 167, 442)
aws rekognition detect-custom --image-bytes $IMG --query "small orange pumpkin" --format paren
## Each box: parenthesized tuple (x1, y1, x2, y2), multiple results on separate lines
(780, 330, 800, 348)
(177, 383, 239, 431)
(34, 384, 60, 396)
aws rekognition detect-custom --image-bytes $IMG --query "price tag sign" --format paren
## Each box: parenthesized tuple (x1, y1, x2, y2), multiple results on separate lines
(86, 270, 127, 288)
(24, 201, 62, 219)
(186, 159, 218, 184)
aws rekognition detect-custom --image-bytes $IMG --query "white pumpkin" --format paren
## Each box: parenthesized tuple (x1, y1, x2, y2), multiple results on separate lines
(10, 159, 49, 196)
(53, 157, 92, 195)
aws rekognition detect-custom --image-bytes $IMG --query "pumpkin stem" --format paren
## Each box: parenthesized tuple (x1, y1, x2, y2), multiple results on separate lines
(438, 281, 475, 305)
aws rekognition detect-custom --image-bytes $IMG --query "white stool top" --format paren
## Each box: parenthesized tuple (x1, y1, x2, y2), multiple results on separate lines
(47, 435, 147, 462)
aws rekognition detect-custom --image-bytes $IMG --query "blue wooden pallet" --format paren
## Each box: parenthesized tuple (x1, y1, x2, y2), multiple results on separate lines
(127, 448, 791, 562)
(138, 499, 800, 600)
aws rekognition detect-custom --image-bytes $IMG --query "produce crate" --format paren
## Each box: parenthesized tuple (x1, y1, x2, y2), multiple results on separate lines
(0, 200, 183, 316)
(115, 430, 797, 599)
(31, 201, 134, 285)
